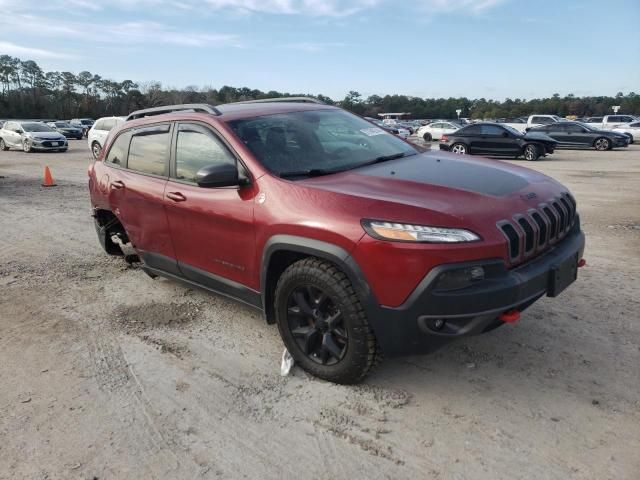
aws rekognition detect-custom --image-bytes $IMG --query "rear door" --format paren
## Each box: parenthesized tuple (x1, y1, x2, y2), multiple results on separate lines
(4, 122, 21, 147)
(164, 122, 257, 295)
(103, 123, 177, 273)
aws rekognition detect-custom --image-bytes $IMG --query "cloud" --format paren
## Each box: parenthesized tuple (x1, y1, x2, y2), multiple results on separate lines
(0, 41, 77, 59)
(283, 41, 352, 52)
(414, 0, 507, 14)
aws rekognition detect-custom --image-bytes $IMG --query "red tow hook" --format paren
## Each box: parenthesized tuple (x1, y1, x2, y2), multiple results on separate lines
(578, 258, 587, 268)
(499, 309, 520, 324)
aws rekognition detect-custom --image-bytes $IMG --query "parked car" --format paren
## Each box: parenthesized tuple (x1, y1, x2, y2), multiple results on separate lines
(46, 121, 84, 140)
(585, 115, 637, 131)
(88, 116, 126, 159)
(439, 123, 557, 160)
(416, 121, 460, 141)
(528, 122, 630, 150)
(503, 115, 566, 133)
(88, 99, 586, 383)
(369, 119, 410, 138)
(0, 120, 68, 152)
(69, 118, 95, 137)
(612, 120, 640, 143)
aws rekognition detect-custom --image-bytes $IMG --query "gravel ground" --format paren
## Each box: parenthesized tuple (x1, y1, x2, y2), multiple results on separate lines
(0, 138, 639, 480)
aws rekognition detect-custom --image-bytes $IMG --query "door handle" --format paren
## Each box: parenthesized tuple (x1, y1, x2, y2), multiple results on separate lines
(166, 192, 186, 202)
(110, 180, 125, 189)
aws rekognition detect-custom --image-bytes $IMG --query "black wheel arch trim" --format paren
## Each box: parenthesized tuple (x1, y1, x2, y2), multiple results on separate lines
(260, 235, 379, 325)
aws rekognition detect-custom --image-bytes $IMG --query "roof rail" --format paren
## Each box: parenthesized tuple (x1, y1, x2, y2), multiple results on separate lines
(126, 104, 221, 121)
(230, 96, 325, 105)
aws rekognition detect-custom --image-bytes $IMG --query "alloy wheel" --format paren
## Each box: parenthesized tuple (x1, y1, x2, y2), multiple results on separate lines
(23, 140, 31, 152)
(451, 144, 466, 154)
(595, 138, 609, 151)
(92, 142, 101, 159)
(286, 285, 348, 366)
(524, 145, 536, 160)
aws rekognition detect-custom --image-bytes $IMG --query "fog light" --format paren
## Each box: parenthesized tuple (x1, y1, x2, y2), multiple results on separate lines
(432, 318, 446, 331)
(436, 266, 485, 291)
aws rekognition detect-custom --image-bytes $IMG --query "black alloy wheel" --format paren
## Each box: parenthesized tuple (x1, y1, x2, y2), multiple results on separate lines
(286, 285, 348, 366)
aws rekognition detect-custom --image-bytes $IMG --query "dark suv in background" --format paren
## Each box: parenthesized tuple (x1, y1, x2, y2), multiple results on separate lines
(89, 98, 585, 383)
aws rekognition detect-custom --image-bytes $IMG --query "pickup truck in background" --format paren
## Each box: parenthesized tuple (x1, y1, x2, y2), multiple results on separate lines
(502, 115, 565, 133)
(584, 115, 638, 131)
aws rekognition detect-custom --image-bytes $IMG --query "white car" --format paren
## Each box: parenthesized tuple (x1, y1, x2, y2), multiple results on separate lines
(612, 120, 640, 143)
(88, 116, 126, 159)
(416, 121, 460, 141)
(0, 120, 68, 152)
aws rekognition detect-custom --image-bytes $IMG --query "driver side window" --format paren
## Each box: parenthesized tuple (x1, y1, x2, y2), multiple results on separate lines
(175, 123, 235, 183)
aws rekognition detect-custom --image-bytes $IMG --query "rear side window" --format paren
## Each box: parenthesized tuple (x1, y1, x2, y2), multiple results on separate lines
(531, 116, 553, 125)
(94, 120, 105, 130)
(460, 125, 480, 135)
(105, 131, 132, 166)
(175, 123, 235, 183)
(102, 119, 117, 131)
(479, 125, 505, 136)
(127, 125, 170, 176)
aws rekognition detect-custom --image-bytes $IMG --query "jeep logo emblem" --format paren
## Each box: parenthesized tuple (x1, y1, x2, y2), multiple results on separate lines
(521, 192, 537, 201)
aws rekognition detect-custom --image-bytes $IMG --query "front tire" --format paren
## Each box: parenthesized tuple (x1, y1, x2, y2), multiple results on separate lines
(423, 132, 432, 141)
(523, 144, 540, 161)
(22, 140, 31, 153)
(0, 139, 8, 151)
(274, 258, 378, 384)
(451, 143, 467, 154)
(594, 137, 610, 151)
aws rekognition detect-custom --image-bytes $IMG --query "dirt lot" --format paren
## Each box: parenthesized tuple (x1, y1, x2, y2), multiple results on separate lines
(1, 139, 639, 480)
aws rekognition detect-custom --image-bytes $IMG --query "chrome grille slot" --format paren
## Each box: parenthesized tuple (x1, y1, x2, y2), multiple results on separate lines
(516, 216, 535, 254)
(500, 223, 521, 260)
(530, 211, 547, 247)
(542, 206, 558, 240)
(552, 201, 566, 233)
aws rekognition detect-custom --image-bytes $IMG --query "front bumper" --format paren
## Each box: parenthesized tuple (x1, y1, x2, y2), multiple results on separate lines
(365, 225, 585, 357)
(30, 141, 68, 150)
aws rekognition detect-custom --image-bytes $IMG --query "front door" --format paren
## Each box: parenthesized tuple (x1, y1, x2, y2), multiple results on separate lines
(163, 122, 258, 298)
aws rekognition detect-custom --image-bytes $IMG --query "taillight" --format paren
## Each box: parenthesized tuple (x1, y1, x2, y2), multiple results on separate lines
(441, 135, 449, 142)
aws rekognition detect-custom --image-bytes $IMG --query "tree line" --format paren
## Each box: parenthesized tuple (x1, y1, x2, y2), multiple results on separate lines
(1, 55, 639, 120)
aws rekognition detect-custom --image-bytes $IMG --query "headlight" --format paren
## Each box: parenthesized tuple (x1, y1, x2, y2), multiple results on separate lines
(362, 220, 480, 243)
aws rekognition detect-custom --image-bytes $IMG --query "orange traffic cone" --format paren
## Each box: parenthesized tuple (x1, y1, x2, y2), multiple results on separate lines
(42, 166, 57, 187)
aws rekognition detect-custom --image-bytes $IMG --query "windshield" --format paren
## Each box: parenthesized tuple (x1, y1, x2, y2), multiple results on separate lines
(55, 122, 71, 128)
(21, 122, 54, 132)
(228, 109, 418, 177)
(80, 119, 93, 125)
(576, 122, 598, 131)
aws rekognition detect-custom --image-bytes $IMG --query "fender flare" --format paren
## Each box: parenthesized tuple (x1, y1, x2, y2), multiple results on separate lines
(260, 235, 378, 322)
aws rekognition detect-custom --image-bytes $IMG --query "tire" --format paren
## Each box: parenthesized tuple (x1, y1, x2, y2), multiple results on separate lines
(22, 140, 31, 153)
(274, 258, 378, 384)
(91, 141, 102, 159)
(423, 132, 432, 141)
(450, 143, 467, 154)
(523, 144, 540, 161)
(594, 137, 610, 151)
(0, 139, 8, 151)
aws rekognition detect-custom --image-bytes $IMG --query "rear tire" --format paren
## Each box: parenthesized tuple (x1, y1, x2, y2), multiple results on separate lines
(523, 144, 540, 161)
(594, 137, 610, 151)
(451, 143, 467, 154)
(91, 141, 102, 159)
(274, 258, 378, 384)
(0, 139, 8, 151)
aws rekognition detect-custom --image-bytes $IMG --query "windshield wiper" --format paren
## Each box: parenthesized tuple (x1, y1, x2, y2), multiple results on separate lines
(356, 151, 417, 169)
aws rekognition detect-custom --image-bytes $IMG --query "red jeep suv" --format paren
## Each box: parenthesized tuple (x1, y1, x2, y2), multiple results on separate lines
(89, 98, 585, 384)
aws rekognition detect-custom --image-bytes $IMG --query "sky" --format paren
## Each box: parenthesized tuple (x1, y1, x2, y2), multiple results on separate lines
(1, 0, 639, 100)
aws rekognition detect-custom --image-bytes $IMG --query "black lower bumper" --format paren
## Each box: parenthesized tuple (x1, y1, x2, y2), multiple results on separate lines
(365, 227, 585, 357)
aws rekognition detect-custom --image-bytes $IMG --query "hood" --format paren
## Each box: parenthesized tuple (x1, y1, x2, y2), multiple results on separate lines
(297, 151, 565, 224)
(26, 131, 65, 140)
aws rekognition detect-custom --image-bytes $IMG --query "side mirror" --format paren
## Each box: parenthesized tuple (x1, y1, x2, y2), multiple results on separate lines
(196, 163, 240, 188)
(15, 129, 24, 134)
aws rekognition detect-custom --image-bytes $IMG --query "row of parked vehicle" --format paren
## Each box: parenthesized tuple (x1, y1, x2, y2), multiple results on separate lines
(385, 113, 637, 161)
